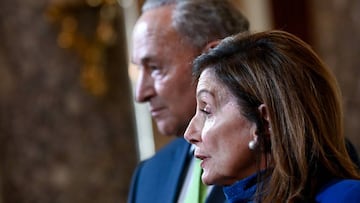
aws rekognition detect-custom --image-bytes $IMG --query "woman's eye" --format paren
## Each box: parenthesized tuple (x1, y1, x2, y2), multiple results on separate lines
(200, 107, 211, 115)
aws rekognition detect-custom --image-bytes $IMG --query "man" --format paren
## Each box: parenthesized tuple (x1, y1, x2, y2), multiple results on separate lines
(128, 0, 249, 202)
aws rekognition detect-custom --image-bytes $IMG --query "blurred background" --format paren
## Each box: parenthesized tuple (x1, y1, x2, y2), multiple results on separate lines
(0, 0, 358, 202)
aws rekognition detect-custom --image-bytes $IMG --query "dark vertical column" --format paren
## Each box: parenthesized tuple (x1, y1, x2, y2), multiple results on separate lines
(311, 0, 360, 153)
(0, 0, 137, 202)
(270, 0, 360, 154)
(270, 0, 312, 43)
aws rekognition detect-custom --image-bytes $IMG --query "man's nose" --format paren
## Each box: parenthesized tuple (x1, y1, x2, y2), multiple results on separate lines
(135, 71, 155, 103)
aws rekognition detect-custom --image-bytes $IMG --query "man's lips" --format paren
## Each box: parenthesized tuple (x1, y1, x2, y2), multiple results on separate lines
(150, 107, 165, 117)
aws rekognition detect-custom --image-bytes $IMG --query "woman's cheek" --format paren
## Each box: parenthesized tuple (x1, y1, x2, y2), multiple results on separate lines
(202, 117, 216, 139)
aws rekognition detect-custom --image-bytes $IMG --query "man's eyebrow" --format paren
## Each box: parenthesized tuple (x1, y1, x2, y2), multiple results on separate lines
(140, 57, 151, 64)
(130, 56, 151, 65)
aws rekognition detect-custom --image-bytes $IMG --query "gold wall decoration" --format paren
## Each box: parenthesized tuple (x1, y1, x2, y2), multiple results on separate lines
(45, 0, 119, 97)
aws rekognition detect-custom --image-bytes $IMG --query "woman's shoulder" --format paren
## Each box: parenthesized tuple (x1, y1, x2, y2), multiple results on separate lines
(316, 179, 360, 203)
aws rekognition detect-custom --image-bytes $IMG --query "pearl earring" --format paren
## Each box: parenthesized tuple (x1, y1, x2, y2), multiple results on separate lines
(248, 139, 258, 150)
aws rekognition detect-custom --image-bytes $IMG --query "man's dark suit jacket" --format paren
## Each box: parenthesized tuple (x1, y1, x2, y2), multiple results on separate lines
(127, 137, 227, 203)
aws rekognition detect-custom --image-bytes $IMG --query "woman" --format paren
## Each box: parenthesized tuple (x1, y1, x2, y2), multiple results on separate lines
(184, 30, 360, 202)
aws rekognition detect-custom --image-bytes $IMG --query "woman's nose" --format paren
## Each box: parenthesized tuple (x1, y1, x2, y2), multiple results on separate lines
(184, 116, 201, 145)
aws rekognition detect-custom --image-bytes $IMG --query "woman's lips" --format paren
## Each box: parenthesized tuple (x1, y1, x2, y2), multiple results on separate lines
(195, 153, 209, 168)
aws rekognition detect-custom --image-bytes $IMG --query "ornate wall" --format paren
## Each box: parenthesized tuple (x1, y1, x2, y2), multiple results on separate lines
(311, 0, 360, 152)
(0, 0, 137, 202)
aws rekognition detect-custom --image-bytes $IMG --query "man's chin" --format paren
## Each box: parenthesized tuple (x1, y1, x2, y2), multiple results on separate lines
(155, 121, 178, 137)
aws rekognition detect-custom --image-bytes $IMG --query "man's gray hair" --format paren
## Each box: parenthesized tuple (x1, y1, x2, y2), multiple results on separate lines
(141, 0, 249, 49)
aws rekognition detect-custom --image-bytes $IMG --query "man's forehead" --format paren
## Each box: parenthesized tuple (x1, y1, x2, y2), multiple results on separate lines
(135, 8, 174, 35)
(132, 22, 172, 62)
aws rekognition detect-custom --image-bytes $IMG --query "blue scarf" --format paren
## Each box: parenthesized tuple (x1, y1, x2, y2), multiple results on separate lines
(223, 173, 259, 203)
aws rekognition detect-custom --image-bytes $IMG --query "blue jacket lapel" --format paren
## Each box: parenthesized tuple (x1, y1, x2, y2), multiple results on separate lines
(163, 138, 191, 203)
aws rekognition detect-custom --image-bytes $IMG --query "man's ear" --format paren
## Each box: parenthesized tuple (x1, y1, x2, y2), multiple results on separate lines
(202, 40, 220, 53)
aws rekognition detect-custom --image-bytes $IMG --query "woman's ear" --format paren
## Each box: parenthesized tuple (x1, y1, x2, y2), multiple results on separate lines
(258, 104, 269, 121)
(258, 104, 271, 134)
(257, 104, 272, 153)
(202, 40, 220, 53)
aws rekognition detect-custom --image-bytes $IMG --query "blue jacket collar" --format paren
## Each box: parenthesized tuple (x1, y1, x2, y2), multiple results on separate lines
(223, 173, 258, 203)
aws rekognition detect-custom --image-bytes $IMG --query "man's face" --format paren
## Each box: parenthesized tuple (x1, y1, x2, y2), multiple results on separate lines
(131, 6, 198, 136)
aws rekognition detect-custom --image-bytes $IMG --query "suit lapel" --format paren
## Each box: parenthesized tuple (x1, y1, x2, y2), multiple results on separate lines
(160, 138, 227, 203)
(165, 138, 191, 203)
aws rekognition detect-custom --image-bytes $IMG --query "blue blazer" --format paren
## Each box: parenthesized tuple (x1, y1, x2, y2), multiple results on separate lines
(127, 137, 227, 203)
(316, 179, 360, 203)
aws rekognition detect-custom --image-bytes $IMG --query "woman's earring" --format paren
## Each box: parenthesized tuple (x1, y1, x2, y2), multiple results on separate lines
(248, 138, 258, 150)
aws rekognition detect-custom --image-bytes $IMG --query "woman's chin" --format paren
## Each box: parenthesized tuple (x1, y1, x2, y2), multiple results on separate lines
(202, 171, 238, 186)
(201, 171, 213, 185)
(201, 172, 222, 186)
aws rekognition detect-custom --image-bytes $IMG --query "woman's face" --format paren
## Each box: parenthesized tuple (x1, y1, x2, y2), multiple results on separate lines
(184, 68, 258, 186)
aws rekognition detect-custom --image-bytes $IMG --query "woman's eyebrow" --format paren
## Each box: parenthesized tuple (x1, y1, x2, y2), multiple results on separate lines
(196, 89, 214, 98)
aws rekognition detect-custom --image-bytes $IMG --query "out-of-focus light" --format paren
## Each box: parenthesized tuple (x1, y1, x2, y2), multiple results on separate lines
(97, 22, 116, 45)
(61, 16, 77, 32)
(57, 31, 74, 48)
(86, 0, 102, 7)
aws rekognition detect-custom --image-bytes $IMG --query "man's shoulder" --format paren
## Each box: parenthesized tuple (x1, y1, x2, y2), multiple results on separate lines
(131, 137, 190, 188)
(157, 137, 189, 153)
(146, 137, 190, 163)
